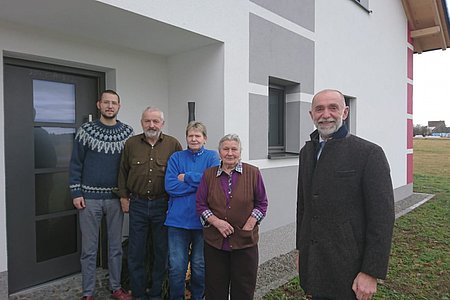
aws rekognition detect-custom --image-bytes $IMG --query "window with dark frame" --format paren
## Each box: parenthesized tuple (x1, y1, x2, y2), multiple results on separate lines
(344, 96, 350, 130)
(268, 85, 285, 154)
(266, 76, 301, 159)
(344, 95, 356, 133)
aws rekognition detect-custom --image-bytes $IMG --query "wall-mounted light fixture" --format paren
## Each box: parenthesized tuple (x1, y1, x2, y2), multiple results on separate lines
(188, 101, 196, 123)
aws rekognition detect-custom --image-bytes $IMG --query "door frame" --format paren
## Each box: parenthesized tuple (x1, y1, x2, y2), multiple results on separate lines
(3, 56, 106, 293)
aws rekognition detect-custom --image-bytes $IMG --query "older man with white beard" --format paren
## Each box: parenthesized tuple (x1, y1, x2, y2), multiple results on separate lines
(296, 89, 395, 300)
(118, 107, 182, 300)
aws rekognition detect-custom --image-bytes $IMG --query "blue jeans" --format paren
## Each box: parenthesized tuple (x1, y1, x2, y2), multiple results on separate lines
(168, 227, 205, 300)
(128, 197, 168, 299)
(79, 199, 124, 296)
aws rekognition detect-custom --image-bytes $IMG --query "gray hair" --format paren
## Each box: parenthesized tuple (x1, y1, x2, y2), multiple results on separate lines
(186, 121, 207, 137)
(218, 133, 242, 153)
(311, 89, 346, 108)
(142, 106, 165, 121)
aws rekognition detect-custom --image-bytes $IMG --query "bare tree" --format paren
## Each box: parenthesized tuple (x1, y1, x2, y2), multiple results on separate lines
(413, 124, 431, 137)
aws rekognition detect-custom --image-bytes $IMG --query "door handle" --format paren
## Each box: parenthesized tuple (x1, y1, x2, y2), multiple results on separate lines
(83, 114, 93, 123)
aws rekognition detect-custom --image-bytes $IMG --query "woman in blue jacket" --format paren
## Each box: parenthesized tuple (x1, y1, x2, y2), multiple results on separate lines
(165, 121, 220, 300)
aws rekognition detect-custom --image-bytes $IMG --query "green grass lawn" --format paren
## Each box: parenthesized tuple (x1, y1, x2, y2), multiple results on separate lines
(264, 138, 450, 300)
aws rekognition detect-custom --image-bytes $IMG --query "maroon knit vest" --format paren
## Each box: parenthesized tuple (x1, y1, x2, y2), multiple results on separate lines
(202, 163, 260, 250)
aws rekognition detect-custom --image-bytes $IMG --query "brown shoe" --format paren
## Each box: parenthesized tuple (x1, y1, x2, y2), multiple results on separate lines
(111, 288, 132, 300)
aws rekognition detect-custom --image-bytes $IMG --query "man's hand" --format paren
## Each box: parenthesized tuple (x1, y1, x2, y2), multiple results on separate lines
(120, 197, 130, 213)
(352, 272, 377, 300)
(208, 215, 234, 238)
(242, 216, 257, 231)
(177, 174, 185, 181)
(73, 197, 86, 209)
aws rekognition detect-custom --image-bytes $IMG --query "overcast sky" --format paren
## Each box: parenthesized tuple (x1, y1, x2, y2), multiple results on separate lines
(413, 50, 450, 126)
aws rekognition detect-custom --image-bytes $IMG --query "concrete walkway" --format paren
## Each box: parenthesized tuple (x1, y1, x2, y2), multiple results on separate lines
(8, 193, 433, 300)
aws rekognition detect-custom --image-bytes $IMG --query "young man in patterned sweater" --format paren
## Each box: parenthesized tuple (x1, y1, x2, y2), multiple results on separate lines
(69, 90, 134, 300)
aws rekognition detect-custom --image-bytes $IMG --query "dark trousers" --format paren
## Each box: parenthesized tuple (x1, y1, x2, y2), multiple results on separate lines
(204, 242, 258, 300)
(128, 197, 168, 299)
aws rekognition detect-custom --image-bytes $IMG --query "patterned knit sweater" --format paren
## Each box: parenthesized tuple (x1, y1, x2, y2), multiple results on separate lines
(69, 119, 133, 200)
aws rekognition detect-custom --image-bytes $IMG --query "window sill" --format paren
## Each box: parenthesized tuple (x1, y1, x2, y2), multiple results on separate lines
(267, 152, 299, 160)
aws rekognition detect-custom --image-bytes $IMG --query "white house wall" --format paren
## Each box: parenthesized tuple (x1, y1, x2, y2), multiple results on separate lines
(247, 0, 316, 263)
(248, 0, 411, 263)
(167, 43, 225, 148)
(98, 0, 252, 156)
(0, 0, 248, 286)
(0, 0, 412, 293)
(315, 0, 409, 195)
(0, 20, 174, 275)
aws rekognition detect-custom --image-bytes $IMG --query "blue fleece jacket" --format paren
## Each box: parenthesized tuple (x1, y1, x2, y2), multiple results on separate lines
(165, 146, 220, 229)
(69, 119, 133, 200)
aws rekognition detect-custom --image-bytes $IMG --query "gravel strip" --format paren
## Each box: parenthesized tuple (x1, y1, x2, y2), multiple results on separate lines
(9, 193, 433, 299)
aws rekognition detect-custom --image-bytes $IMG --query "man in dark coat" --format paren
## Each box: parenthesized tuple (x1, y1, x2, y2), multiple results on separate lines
(296, 89, 395, 300)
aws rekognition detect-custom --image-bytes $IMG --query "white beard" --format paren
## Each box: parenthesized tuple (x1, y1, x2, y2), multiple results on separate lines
(316, 117, 343, 138)
(144, 129, 161, 139)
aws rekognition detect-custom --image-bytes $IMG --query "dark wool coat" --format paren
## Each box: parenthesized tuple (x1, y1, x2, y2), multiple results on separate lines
(296, 128, 395, 299)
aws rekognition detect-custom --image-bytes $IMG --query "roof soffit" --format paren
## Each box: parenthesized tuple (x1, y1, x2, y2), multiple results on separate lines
(402, 0, 450, 53)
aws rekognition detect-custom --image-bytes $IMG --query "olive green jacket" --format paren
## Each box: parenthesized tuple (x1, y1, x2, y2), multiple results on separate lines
(118, 133, 182, 199)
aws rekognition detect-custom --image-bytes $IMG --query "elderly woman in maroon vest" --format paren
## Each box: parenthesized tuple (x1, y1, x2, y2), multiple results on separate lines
(196, 133, 268, 300)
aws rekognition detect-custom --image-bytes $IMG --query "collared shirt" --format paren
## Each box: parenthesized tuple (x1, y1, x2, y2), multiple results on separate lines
(196, 160, 268, 251)
(117, 132, 182, 198)
(197, 161, 267, 226)
(317, 140, 325, 160)
(315, 124, 349, 160)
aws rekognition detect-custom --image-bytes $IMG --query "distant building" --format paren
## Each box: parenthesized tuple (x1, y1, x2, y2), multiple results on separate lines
(429, 121, 450, 137)
(428, 120, 446, 130)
